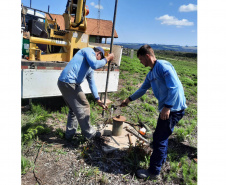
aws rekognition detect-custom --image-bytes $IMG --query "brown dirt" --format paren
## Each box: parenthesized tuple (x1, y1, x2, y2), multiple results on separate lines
(21, 127, 196, 185)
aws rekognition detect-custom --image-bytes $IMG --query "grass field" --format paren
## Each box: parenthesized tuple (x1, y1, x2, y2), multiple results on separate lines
(21, 50, 197, 184)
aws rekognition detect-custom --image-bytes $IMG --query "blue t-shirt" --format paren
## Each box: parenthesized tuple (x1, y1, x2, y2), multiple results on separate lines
(130, 60, 187, 112)
(58, 47, 107, 100)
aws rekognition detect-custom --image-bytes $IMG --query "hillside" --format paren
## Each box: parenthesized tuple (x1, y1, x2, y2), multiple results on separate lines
(115, 42, 197, 53)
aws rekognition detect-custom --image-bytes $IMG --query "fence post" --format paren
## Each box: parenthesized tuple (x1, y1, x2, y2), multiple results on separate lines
(130, 49, 134, 58)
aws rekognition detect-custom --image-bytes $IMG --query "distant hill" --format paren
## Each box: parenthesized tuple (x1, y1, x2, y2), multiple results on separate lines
(114, 43, 197, 53)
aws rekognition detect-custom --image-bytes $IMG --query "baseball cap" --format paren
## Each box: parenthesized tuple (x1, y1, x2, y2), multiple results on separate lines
(96, 46, 105, 56)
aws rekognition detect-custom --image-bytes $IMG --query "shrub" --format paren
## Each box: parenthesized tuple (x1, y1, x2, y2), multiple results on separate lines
(21, 104, 51, 144)
(22, 123, 51, 144)
(56, 128, 65, 139)
(30, 103, 48, 116)
(61, 106, 69, 115)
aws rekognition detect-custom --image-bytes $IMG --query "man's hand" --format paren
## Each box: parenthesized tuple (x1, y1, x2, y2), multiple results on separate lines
(160, 107, 170, 120)
(96, 99, 108, 110)
(120, 98, 130, 107)
(106, 53, 114, 62)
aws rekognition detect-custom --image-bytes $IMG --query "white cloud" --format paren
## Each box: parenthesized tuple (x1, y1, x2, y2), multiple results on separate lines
(179, 4, 197, 12)
(156, 14, 194, 27)
(191, 30, 196, 33)
(90, 2, 104, 9)
(94, 5, 104, 9)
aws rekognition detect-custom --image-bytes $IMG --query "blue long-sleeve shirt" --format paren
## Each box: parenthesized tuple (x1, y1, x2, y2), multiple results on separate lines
(129, 60, 187, 112)
(58, 47, 107, 100)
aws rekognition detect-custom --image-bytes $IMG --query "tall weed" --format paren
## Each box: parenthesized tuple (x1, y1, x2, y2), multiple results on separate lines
(21, 156, 33, 174)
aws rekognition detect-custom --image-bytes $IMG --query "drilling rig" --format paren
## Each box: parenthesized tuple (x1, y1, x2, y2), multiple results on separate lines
(26, 0, 109, 62)
(21, 0, 122, 99)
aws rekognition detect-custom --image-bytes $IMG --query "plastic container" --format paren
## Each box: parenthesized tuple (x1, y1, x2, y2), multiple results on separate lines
(22, 38, 30, 56)
(139, 127, 146, 135)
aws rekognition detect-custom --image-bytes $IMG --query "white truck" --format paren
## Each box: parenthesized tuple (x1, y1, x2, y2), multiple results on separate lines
(21, 44, 122, 99)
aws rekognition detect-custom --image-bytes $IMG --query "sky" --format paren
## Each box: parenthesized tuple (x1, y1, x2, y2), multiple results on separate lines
(21, 0, 197, 46)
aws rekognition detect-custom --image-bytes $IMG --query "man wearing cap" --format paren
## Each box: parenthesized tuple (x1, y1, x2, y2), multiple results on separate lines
(58, 47, 114, 141)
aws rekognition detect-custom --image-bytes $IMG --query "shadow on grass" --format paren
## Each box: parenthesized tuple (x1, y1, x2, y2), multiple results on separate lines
(36, 128, 148, 176)
(168, 137, 197, 160)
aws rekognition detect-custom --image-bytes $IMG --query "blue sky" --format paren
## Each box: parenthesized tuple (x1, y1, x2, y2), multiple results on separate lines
(21, 0, 197, 46)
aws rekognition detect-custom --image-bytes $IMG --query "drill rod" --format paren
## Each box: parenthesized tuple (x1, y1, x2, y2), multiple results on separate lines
(102, 0, 118, 117)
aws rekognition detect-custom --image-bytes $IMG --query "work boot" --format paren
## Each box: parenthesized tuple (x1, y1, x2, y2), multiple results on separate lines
(94, 129, 104, 138)
(87, 129, 104, 141)
(135, 169, 160, 180)
(65, 135, 73, 142)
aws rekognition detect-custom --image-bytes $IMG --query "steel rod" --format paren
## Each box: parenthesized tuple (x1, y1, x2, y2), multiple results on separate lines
(102, 0, 118, 117)
(30, 36, 68, 46)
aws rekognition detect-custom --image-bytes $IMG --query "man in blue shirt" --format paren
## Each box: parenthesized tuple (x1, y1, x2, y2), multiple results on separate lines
(58, 47, 114, 141)
(121, 44, 187, 179)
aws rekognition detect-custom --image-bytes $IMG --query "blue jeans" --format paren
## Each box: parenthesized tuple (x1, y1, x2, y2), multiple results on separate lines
(148, 109, 185, 175)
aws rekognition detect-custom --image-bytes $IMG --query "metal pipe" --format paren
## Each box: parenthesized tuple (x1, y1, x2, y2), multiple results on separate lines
(30, 37, 68, 47)
(112, 119, 123, 136)
(102, 0, 118, 117)
(30, 0, 32, 8)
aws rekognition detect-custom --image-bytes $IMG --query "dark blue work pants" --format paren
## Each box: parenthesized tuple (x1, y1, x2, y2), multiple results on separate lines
(148, 110, 185, 175)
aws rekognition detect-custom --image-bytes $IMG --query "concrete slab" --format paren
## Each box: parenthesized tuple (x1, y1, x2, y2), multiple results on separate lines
(102, 123, 143, 153)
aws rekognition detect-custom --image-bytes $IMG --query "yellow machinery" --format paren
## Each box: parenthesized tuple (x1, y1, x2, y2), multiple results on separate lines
(28, 0, 109, 62)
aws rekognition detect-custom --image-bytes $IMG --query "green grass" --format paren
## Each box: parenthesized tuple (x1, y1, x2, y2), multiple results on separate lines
(21, 104, 52, 145)
(140, 94, 148, 102)
(56, 128, 65, 139)
(21, 50, 197, 183)
(166, 152, 197, 184)
(74, 166, 100, 178)
(143, 103, 156, 113)
(61, 106, 69, 115)
(21, 156, 33, 175)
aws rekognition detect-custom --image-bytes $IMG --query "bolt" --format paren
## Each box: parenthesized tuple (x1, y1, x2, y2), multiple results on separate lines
(116, 115, 120, 118)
